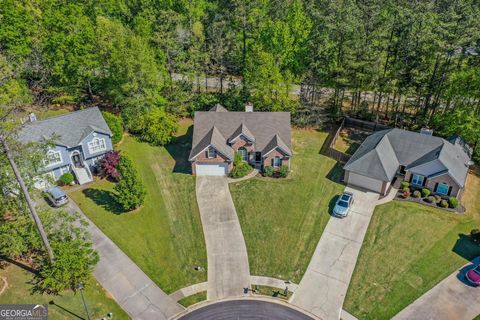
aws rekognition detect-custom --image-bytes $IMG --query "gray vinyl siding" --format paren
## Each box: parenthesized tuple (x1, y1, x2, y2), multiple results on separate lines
(80, 131, 113, 160)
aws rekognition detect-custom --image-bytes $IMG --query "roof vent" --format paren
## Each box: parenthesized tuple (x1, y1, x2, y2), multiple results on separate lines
(28, 113, 37, 122)
(245, 102, 253, 112)
(420, 127, 433, 136)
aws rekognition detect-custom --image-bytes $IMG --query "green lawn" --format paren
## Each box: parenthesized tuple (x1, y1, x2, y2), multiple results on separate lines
(178, 291, 207, 307)
(70, 120, 207, 293)
(0, 263, 128, 320)
(344, 173, 480, 319)
(230, 129, 344, 282)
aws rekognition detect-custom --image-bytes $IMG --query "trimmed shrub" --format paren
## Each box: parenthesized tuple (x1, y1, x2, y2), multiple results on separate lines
(231, 162, 251, 178)
(400, 181, 410, 189)
(421, 188, 431, 197)
(263, 166, 274, 177)
(234, 152, 242, 166)
(59, 172, 74, 185)
(279, 166, 289, 178)
(138, 108, 178, 146)
(99, 150, 121, 180)
(440, 200, 449, 208)
(402, 190, 410, 198)
(448, 196, 459, 208)
(102, 111, 123, 144)
(413, 190, 421, 198)
(434, 195, 442, 203)
(427, 196, 436, 203)
(402, 186, 410, 193)
(114, 156, 146, 211)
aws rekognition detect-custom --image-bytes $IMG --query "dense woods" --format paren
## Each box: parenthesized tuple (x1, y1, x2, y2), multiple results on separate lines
(1, 0, 479, 159)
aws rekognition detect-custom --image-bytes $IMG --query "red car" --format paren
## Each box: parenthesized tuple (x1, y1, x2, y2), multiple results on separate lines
(466, 264, 480, 286)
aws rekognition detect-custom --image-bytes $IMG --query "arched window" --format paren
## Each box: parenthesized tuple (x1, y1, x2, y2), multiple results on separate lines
(238, 147, 248, 161)
(88, 137, 106, 154)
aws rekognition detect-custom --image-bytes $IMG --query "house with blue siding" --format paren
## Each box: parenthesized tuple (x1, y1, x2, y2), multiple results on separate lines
(18, 107, 113, 186)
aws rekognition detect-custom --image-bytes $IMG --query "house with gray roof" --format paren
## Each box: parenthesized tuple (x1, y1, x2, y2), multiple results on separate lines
(18, 107, 113, 186)
(344, 128, 472, 198)
(189, 104, 292, 176)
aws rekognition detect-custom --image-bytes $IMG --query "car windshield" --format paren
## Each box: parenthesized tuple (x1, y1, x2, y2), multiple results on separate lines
(337, 201, 349, 208)
(340, 194, 351, 201)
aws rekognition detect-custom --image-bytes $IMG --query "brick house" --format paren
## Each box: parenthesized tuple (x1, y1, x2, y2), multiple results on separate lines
(343, 128, 473, 199)
(188, 104, 292, 176)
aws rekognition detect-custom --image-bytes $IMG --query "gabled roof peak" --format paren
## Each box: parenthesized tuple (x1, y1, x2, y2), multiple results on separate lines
(229, 122, 255, 143)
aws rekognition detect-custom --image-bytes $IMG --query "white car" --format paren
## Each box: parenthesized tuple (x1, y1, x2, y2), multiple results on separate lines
(333, 192, 354, 217)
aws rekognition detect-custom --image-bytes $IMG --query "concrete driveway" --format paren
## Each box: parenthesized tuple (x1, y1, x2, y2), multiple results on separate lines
(66, 201, 183, 320)
(393, 258, 480, 320)
(291, 186, 379, 320)
(196, 176, 251, 300)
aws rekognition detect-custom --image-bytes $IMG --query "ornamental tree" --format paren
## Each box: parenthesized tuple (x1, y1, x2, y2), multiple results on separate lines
(99, 150, 121, 180)
(114, 156, 146, 211)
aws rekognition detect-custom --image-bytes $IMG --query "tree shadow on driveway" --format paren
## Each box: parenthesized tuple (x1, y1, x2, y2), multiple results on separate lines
(453, 234, 480, 286)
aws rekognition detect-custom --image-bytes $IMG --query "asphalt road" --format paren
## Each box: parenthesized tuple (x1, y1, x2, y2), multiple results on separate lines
(178, 300, 314, 320)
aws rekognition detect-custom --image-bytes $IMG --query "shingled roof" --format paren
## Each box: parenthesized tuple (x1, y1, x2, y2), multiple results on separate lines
(189, 111, 292, 161)
(344, 128, 471, 187)
(17, 107, 112, 147)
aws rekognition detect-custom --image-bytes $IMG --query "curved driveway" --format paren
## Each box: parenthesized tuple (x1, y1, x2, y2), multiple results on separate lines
(178, 299, 314, 320)
(195, 176, 251, 300)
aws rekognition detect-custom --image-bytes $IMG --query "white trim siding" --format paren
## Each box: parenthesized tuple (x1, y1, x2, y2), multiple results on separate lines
(44, 150, 63, 167)
(88, 137, 106, 154)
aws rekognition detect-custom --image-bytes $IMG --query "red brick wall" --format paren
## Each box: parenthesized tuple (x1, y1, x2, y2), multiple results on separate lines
(263, 148, 290, 168)
(190, 147, 232, 174)
(230, 137, 254, 152)
(404, 171, 462, 199)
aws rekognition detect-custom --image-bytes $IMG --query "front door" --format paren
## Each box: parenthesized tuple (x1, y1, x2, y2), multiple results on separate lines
(255, 152, 262, 163)
(72, 154, 82, 168)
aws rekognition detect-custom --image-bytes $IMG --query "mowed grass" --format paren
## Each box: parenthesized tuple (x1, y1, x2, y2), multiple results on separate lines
(0, 263, 128, 320)
(230, 129, 344, 282)
(344, 173, 480, 319)
(70, 119, 207, 293)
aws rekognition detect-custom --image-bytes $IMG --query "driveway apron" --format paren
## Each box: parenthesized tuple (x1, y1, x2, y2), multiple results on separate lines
(291, 187, 379, 320)
(67, 201, 183, 320)
(195, 176, 251, 300)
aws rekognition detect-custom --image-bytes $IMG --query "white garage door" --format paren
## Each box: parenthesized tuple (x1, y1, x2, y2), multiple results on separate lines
(196, 163, 227, 176)
(347, 172, 383, 193)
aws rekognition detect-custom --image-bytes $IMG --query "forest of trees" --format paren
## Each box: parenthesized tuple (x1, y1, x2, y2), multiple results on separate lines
(1, 0, 479, 157)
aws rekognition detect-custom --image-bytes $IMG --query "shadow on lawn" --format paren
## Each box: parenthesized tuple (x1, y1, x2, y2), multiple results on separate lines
(326, 162, 344, 184)
(82, 188, 124, 215)
(452, 234, 480, 262)
(328, 195, 340, 215)
(165, 125, 193, 174)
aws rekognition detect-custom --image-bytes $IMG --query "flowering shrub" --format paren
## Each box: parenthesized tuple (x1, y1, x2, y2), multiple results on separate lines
(100, 151, 121, 180)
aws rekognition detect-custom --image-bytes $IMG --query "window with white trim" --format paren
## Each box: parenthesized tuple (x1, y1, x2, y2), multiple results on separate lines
(238, 148, 248, 161)
(44, 150, 62, 167)
(273, 156, 281, 167)
(207, 147, 216, 158)
(88, 137, 106, 154)
(412, 174, 424, 186)
(436, 182, 449, 195)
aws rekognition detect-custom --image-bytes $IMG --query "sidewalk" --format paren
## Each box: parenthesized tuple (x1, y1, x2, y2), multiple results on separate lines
(67, 201, 183, 320)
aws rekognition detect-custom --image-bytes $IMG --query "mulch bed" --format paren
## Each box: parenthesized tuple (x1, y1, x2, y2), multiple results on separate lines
(395, 192, 465, 214)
